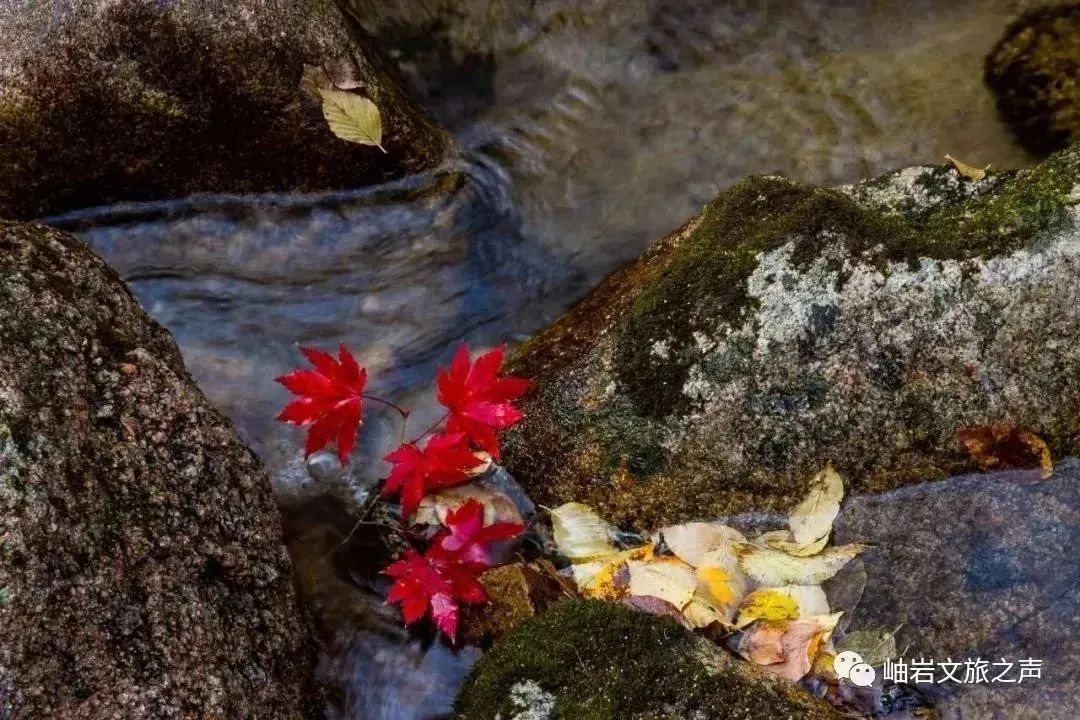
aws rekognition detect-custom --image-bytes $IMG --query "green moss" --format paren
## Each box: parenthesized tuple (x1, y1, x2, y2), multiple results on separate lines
(615, 146, 1080, 422)
(504, 145, 1080, 530)
(455, 599, 836, 720)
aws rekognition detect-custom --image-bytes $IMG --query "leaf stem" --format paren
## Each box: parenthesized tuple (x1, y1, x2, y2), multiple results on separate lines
(411, 410, 451, 445)
(363, 393, 410, 420)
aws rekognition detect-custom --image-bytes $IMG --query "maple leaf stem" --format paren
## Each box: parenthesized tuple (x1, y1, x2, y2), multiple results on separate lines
(362, 393, 411, 420)
(411, 410, 451, 445)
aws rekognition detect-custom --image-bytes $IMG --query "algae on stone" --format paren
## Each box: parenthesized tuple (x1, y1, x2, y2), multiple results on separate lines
(504, 144, 1080, 528)
(454, 598, 839, 720)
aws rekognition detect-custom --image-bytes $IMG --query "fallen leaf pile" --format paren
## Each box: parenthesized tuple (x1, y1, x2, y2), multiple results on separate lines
(551, 464, 872, 684)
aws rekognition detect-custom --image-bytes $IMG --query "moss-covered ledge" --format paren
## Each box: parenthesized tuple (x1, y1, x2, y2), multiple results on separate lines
(454, 599, 839, 720)
(504, 144, 1080, 528)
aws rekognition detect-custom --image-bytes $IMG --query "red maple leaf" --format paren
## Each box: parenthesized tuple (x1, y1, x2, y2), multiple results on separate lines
(276, 345, 367, 462)
(382, 432, 485, 520)
(431, 499, 524, 568)
(384, 548, 488, 640)
(436, 343, 530, 459)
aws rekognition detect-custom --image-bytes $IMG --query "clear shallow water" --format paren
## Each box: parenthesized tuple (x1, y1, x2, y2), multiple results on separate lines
(47, 1, 1065, 717)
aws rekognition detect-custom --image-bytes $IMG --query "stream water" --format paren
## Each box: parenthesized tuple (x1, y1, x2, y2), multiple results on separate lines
(45, 1, 1062, 717)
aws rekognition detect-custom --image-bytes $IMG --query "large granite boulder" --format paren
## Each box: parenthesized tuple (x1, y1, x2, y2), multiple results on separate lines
(0, 0, 452, 220)
(504, 144, 1080, 528)
(985, 3, 1080, 155)
(454, 599, 839, 720)
(0, 222, 317, 718)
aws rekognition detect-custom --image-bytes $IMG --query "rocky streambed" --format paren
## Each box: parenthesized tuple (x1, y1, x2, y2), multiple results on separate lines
(1, 1, 1080, 719)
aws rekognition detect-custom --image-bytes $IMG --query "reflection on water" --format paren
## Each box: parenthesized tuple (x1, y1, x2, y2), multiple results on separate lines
(46, 1, 1062, 717)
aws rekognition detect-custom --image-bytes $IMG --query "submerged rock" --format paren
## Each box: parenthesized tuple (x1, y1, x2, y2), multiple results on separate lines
(0, 223, 317, 717)
(454, 598, 839, 719)
(0, 0, 451, 219)
(832, 459, 1080, 719)
(985, 3, 1080, 154)
(504, 144, 1080, 528)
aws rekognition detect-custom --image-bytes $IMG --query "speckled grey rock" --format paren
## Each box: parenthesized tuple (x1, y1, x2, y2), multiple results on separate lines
(504, 144, 1080, 528)
(0, 0, 451, 219)
(832, 459, 1080, 720)
(0, 222, 317, 718)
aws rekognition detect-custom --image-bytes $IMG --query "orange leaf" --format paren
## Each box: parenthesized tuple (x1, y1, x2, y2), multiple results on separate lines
(957, 423, 1053, 479)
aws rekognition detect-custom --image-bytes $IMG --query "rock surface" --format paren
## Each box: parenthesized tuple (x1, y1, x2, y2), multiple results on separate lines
(831, 459, 1080, 720)
(0, 0, 451, 220)
(0, 222, 316, 718)
(504, 144, 1080, 528)
(455, 598, 839, 719)
(985, 3, 1080, 155)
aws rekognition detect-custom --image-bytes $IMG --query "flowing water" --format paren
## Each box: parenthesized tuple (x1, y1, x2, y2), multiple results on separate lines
(45, 1, 1063, 717)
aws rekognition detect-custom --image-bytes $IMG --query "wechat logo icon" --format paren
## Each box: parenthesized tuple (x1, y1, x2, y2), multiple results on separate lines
(834, 650, 877, 688)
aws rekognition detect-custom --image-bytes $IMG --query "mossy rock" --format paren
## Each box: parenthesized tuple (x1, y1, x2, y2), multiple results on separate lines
(985, 3, 1080, 155)
(454, 599, 839, 720)
(503, 144, 1080, 529)
(0, 0, 452, 219)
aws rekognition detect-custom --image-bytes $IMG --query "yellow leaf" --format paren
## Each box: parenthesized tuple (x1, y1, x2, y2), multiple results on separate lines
(682, 597, 727, 629)
(550, 502, 616, 560)
(737, 543, 866, 586)
(698, 566, 737, 607)
(627, 557, 697, 610)
(735, 589, 799, 627)
(658, 522, 745, 567)
(580, 545, 653, 599)
(945, 154, 989, 181)
(787, 463, 844, 551)
(319, 89, 387, 152)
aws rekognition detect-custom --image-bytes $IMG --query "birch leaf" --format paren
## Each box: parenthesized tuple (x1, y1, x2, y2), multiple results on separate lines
(550, 502, 616, 560)
(319, 89, 387, 152)
(788, 463, 844, 549)
(837, 625, 902, 666)
(735, 588, 799, 627)
(737, 543, 867, 586)
(627, 557, 697, 610)
(658, 522, 745, 567)
(756, 613, 843, 682)
(580, 545, 652, 599)
(415, 481, 523, 527)
(571, 560, 605, 588)
(758, 529, 829, 558)
(737, 585, 830, 625)
(945, 154, 989, 181)
(696, 548, 750, 607)
(738, 621, 786, 665)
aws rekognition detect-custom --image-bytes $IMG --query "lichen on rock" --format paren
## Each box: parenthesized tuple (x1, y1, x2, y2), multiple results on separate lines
(0, 222, 318, 717)
(0, 0, 452, 219)
(454, 598, 839, 719)
(503, 144, 1080, 529)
